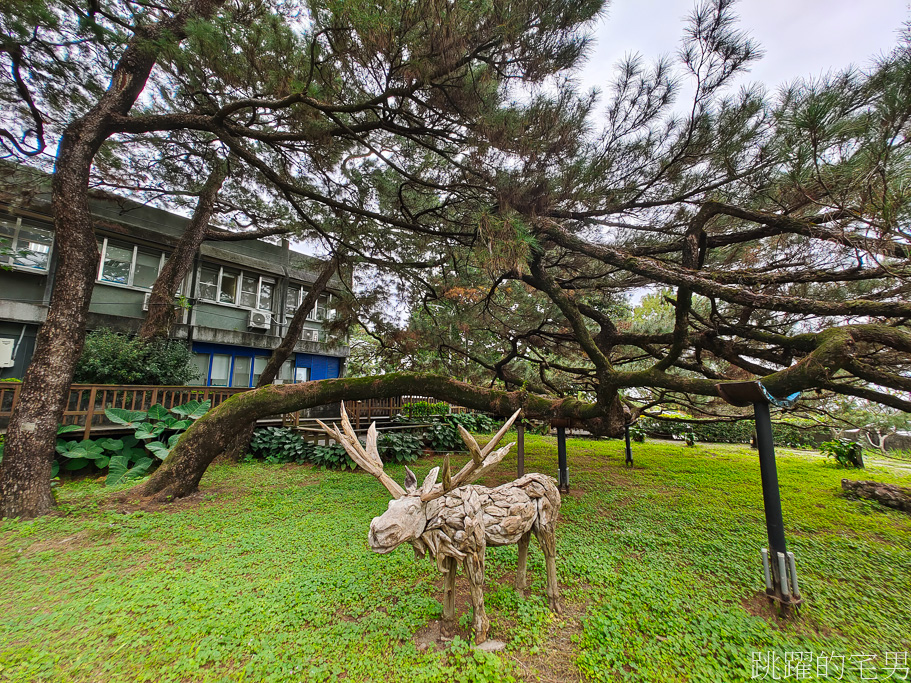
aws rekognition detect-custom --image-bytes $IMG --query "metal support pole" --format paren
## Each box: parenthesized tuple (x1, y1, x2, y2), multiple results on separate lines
(557, 426, 569, 493)
(754, 400, 800, 605)
(754, 401, 787, 555)
(517, 422, 525, 478)
(624, 424, 633, 467)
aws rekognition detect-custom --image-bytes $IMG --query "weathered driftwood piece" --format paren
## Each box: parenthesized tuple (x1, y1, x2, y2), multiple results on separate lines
(841, 479, 911, 513)
(318, 404, 562, 644)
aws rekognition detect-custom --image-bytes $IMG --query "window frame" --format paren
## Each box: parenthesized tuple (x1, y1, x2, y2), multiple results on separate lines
(196, 264, 277, 312)
(97, 237, 166, 289)
(0, 216, 54, 272)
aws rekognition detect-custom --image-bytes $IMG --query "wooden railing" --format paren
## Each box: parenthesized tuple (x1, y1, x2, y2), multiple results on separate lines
(0, 384, 250, 439)
(0, 385, 471, 438)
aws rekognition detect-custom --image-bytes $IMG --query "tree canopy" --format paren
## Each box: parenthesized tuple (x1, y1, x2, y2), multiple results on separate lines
(2, 0, 911, 514)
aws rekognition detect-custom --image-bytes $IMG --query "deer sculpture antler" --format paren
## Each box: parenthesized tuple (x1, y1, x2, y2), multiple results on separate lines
(316, 403, 521, 498)
(316, 403, 406, 498)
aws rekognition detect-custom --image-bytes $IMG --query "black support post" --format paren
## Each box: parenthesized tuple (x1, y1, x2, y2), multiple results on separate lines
(715, 380, 803, 607)
(624, 424, 633, 467)
(556, 426, 569, 493)
(753, 401, 787, 555)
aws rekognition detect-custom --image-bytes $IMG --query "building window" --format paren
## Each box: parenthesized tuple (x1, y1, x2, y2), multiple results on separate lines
(198, 266, 218, 301)
(252, 356, 268, 386)
(309, 292, 334, 321)
(190, 349, 306, 387)
(209, 354, 231, 387)
(0, 217, 53, 271)
(232, 356, 252, 388)
(287, 286, 335, 323)
(198, 265, 275, 311)
(133, 248, 163, 289)
(97, 238, 166, 289)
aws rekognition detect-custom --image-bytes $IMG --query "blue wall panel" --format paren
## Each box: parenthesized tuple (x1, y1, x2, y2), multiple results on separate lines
(293, 353, 341, 380)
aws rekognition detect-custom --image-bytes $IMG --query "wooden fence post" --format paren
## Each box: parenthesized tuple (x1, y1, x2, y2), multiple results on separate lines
(83, 387, 97, 440)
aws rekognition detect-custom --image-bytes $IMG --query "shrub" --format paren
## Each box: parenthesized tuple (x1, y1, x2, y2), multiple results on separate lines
(249, 427, 314, 464)
(74, 329, 199, 385)
(400, 400, 450, 418)
(310, 443, 355, 469)
(820, 439, 865, 468)
(377, 431, 424, 464)
(446, 412, 500, 433)
(637, 416, 829, 448)
(425, 420, 464, 452)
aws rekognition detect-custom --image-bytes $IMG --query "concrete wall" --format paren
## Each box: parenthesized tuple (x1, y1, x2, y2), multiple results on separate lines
(88, 283, 147, 319)
(0, 268, 47, 307)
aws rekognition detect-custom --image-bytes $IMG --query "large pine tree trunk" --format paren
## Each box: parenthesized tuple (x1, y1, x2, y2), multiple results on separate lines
(138, 159, 229, 339)
(0, 136, 101, 517)
(0, 0, 225, 519)
(136, 373, 604, 502)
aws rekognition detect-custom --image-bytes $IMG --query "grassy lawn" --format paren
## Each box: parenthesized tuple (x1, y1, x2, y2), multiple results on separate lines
(1, 435, 910, 682)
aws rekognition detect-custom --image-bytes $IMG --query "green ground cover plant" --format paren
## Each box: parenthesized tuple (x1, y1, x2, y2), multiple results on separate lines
(1, 436, 909, 682)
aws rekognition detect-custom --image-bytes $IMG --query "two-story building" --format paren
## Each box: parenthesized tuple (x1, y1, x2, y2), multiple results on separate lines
(0, 172, 349, 386)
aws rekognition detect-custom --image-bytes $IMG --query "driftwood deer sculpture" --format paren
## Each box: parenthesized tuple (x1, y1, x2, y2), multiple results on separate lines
(317, 404, 561, 644)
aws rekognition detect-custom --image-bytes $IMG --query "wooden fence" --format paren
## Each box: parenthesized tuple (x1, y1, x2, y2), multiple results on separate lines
(0, 385, 471, 438)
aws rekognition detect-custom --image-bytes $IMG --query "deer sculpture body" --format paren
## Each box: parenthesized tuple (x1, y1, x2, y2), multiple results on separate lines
(318, 405, 561, 644)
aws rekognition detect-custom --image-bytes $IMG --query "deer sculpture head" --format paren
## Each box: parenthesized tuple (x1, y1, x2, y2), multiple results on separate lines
(317, 404, 522, 555)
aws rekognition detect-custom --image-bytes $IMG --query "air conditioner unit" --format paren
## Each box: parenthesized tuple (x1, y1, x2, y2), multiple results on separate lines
(248, 310, 270, 330)
(301, 328, 319, 342)
(0, 338, 14, 368)
(142, 293, 151, 311)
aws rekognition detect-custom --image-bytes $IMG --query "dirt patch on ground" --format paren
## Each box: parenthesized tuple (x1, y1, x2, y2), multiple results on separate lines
(107, 484, 248, 514)
(510, 599, 586, 683)
(414, 566, 587, 680)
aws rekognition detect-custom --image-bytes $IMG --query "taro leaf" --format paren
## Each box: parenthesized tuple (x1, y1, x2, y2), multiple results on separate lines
(146, 442, 171, 460)
(105, 408, 147, 427)
(64, 457, 90, 471)
(57, 424, 84, 435)
(77, 440, 105, 459)
(106, 455, 153, 486)
(147, 404, 170, 421)
(167, 433, 182, 448)
(56, 440, 102, 459)
(95, 455, 110, 469)
(134, 423, 166, 440)
(170, 420, 192, 432)
(55, 439, 76, 456)
(51, 461, 59, 478)
(122, 447, 148, 463)
(98, 438, 124, 452)
(158, 416, 177, 428)
(171, 400, 210, 420)
(121, 435, 139, 449)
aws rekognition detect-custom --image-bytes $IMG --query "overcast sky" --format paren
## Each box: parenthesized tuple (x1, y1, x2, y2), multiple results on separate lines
(577, 0, 909, 97)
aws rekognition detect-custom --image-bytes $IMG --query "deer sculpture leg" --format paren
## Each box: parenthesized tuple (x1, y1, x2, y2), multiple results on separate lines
(463, 552, 490, 644)
(515, 530, 532, 591)
(534, 524, 562, 614)
(441, 555, 458, 637)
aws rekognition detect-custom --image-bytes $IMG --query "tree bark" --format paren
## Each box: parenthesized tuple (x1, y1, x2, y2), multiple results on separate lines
(138, 158, 230, 339)
(0, 0, 225, 519)
(841, 480, 911, 513)
(136, 372, 606, 502)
